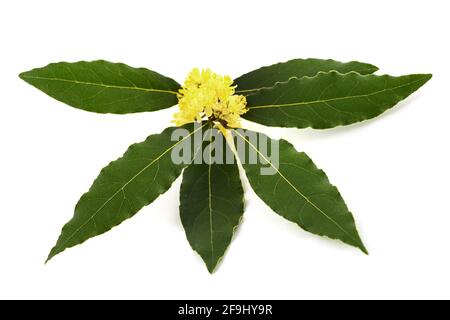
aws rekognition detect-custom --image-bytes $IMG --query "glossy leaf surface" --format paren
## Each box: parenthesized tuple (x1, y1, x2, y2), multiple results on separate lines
(20, 60, 180, 114)
(233, 129, 366, 252)
(244, 72, 431, 129)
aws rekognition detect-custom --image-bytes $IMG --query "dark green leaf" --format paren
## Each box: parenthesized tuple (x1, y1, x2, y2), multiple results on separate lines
(20, 60, 180, 114)
(234, 58, 378, 95)
(47, 123, 207, 262)
(180, 125, 244, 273)
(243, 71, 431, 129)
(233, 129, 366, 253)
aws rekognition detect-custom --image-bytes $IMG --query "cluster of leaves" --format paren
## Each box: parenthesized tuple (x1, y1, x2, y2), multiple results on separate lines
(20, 59, 431, 272)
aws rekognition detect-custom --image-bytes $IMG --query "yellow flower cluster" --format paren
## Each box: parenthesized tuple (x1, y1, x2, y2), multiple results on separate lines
(173, 68, 248, 128)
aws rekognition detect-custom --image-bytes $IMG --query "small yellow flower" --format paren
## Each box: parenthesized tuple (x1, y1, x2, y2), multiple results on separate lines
(173, 68, 248, 128)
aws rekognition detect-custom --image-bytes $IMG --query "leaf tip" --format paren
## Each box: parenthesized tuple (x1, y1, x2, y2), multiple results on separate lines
(45, 255, 53, 264)
(18, 71, 27, 80)
(415, 73, 432, 84)
(413, 73, 432, 89)
(353, 235, 369, 255)
(203, 257, 221, 274)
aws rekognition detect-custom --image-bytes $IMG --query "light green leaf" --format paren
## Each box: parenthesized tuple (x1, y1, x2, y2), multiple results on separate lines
(233, 129, 366, 253)
(20, 60, 180, 114)
(47, 123, 207, 262)
(234, 58, 378, 95)
(180, 125, 244, 273)
(243, 71, 431, 129)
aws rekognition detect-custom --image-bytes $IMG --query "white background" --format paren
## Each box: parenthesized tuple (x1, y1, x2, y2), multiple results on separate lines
(0, 0, 448, 299)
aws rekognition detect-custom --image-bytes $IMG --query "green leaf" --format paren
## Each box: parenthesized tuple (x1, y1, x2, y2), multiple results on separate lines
(47, 123, 207, 262)
(234, 58, 378, 95)
(180, 125, 244, 273)
(243, 71, 432, 129)
(233, 129, 366, 253)
(19, 60, 180, 114)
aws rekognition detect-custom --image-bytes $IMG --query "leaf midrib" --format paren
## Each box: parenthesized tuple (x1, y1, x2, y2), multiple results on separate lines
(248, 78, 425, 110)
(20, 75, 179, 95)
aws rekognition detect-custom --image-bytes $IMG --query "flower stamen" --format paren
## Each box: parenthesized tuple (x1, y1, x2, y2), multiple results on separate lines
(172, 68, 248, 128)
